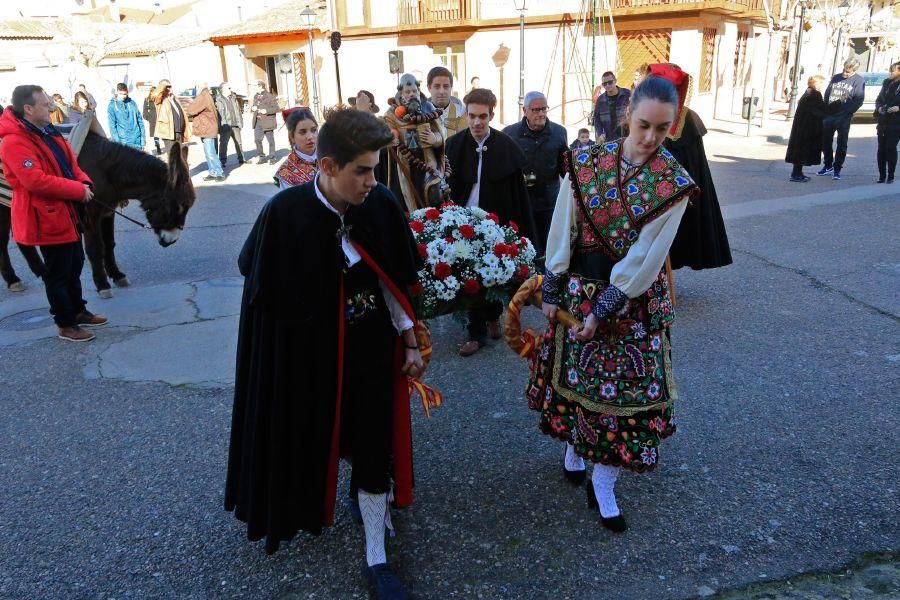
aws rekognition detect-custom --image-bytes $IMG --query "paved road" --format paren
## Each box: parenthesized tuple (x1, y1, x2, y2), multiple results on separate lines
(0, 124, 897, 599)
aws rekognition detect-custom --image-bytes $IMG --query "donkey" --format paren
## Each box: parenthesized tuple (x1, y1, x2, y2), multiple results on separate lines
(1, 134, 195, 297)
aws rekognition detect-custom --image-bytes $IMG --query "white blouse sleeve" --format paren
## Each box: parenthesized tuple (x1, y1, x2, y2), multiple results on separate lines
(609, 198, 688, 298)
(544, 175, 578, 275)
(380, 281, 415, 334)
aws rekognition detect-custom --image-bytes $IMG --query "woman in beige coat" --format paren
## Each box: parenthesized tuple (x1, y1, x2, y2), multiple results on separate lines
(153, 79, 190, 152)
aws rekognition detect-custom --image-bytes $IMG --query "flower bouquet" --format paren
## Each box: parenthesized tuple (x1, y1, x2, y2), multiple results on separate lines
(408, 203, 538, 320)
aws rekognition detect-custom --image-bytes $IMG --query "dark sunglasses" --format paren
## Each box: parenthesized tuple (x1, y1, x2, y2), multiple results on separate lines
(602, 80, 616, 86)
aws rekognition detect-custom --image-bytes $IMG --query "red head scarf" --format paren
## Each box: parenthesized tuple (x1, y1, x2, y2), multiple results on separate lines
(646, 64, 693, 140)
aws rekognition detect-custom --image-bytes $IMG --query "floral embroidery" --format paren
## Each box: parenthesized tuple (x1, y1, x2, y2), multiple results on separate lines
(640, 446, 657, 465)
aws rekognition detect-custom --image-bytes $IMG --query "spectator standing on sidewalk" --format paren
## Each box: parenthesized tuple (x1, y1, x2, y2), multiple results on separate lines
(593, 71, 631, 142)
(502, 90, 567, 255)
(143, 86, 163, 155)
(818, 57, 865, 181)
(570, 127, 594, 152)
(874, 61, 900, 184)
(186, 84, 225, 182)
(77, 83, 97, 111)
(251, 80, 278, 164)
(49, 93, 68, 125)
(154, 79, 189, 153)
(66, 91, 90, 126)
(0, 86, 107, 342)
(216, 82, 245, 168)
(107, 83, 145, 150)
(785, 75, 828, 182)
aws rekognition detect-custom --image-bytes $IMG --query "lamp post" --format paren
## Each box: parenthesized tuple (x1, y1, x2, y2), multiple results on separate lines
(300, 6, 320, 119)
(831, 0, 852, 75)
(513, 0, 526, 113)
(787, 1, 808, 119)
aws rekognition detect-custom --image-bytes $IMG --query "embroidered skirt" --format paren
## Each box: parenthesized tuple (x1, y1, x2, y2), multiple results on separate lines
(526, 273, 677, 472)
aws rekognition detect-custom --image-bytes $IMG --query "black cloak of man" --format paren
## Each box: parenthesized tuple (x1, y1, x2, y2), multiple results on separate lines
(225, 181, 421, 554)
(444, 126, 536, 240)
(665, 108, 733, 270)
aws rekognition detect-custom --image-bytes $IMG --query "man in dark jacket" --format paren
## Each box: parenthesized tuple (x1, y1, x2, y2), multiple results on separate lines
(446, 87, 534, 356)
(107, 83, 145, 150)
(818, 57, 865, 180)
(503, 90, 567, 254)
(251, 80, 279, 164)
(0, 85, 107, 342)
(216, 82, 245, 167)
(593, 71, 631, 142)
(874, 61, 900, 183)
(142, 87, 162, 155)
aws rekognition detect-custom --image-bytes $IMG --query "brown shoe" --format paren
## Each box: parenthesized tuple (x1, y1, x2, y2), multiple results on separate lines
(76, 311, 108, 327)
(58, 326, 96, 342)
(488, 320, 502, 340)
(458, 339, 483, 357)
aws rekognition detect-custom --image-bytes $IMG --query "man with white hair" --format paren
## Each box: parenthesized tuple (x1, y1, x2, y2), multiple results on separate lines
(216, 82, 245, 167)
(818, 57, 865, 180)
(502, 90, 568, 254)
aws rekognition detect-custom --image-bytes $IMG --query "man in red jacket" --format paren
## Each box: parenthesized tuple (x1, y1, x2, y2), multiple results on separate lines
(0, 85, 107, 342)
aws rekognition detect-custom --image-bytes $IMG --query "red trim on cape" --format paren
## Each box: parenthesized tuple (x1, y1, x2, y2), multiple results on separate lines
(321, 242, 416, 525)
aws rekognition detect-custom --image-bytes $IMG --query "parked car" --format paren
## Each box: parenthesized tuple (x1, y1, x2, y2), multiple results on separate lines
(177, 86, 247, 117)
(855, 72, 889, 120)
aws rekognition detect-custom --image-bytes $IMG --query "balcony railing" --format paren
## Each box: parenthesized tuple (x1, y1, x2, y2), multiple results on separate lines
(609, 0, 765, 10)
(400, 0, 471, 26)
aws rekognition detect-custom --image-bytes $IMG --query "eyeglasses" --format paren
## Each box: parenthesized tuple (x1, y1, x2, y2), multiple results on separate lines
(602, 80, 616, 86)
(528, 106, 549, 113)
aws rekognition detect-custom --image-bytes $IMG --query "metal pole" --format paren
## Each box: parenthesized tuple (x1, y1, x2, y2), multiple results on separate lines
(518, 10, 525, 113)
(332, 49, 342, 105)
(832, 23, 844, 75)
(746, 87, 756, 137)
(787, 3, 807, 119)
(307, 29, 320, 119)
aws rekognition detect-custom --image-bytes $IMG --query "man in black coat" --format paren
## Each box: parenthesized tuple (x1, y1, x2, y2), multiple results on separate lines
(818, 57, 865, 180)
(226, 107, 423, 599)
(785, 75, 828, 181)
(874, 61, 900, 183)
(446, 87, 534, 356)
(250, 80, 279, 164)
(502, 90, 568, 254)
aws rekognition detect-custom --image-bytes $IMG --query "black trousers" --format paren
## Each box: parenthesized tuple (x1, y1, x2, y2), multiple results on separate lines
(254, 126, 275, 158)
(876, 131, 899, 178)
(822, 117, 852, 170)
(219, 125, 244, 163)
(466, 299, 503, 344)
(39, 240, 87, 328)
(162, 132, 185, 154)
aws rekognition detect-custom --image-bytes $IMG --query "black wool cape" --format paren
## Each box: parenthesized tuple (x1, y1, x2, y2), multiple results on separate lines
(445, 126, 537, 241)
(785, 89, 828, 166)
(665, 109, 733, 271)
(225, 181, 421, 554)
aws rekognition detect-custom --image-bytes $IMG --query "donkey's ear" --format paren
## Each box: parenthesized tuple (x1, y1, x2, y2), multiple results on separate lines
(181, 144, 189, 164)
(167, 141, 181, 166)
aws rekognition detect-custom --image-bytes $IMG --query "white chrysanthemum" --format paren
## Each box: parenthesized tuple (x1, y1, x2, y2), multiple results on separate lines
(450, 240, 474, 261)
(426, 239, 452, 266)
(410, 208, 429, 221)
(482, 254, 500, 268)
(469, 207, 488, 219)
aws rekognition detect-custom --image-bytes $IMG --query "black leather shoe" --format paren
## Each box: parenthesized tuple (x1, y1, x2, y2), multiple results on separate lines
(563, 447, 586, 485)
(363, 563, 410, 600)
(586, 481, 627, 533)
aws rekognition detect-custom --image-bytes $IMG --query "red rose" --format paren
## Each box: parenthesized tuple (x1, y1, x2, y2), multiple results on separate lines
(462, 279, 481, 295)
(493, 243, 508, 258)
(486, 213, 500, 224)
(417, 243, 428, 258)
(444, 236, 454, 243)
(425, 208, 441, 221)
(440, 201, 455, 209)
(410, 282, 424, 297)
(507, 244, 519, 258)
(434, 262, 452, 280)
(516, 265, 529, 280)
(409, 220, 425, 233)
(509, 220, 520, 233)
(459, 224, 475, 239)
(519, 237, 529, 247)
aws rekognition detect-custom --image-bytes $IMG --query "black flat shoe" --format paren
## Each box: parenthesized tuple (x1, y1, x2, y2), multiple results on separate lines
(876, 177, 886, 183)
(586, 481, 627, 533)
(363, 563, 410, 600)
(563, 447, 586, 485)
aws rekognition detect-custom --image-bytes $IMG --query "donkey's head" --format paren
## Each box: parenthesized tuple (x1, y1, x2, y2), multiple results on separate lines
(143, 143, 196, 247)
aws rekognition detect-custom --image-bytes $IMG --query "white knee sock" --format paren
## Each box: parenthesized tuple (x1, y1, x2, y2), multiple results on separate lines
(592, 463, 621, 518)
(564, 443, 585, 472)
(359, 490, 388, 567)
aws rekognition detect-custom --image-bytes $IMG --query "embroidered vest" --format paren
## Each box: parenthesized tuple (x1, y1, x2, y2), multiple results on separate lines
(275, 151, 317, 187)
(566, 141, 696, 260)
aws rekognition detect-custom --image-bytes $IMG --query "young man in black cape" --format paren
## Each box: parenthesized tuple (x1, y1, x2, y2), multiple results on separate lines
(445, 87, 535, 357)
(226, 107, 424, 600)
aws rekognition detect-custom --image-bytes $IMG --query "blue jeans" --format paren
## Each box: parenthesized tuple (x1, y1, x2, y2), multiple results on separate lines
(202, 137, 224, 177)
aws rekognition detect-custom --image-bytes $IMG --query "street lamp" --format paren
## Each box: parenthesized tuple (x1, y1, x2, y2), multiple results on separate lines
(512, 0, 526, 114)
(832, 0, 852, 74)
(787, 1, 809, 119)
(300, 5, 320, 119)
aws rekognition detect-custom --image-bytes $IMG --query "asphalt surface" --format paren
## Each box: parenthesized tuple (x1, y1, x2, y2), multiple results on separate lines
(0, 123, 897, 599)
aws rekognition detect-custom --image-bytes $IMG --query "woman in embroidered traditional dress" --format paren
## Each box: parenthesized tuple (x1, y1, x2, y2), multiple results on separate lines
(531, 76, 699, 533)
(273, 108, 318, 189)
